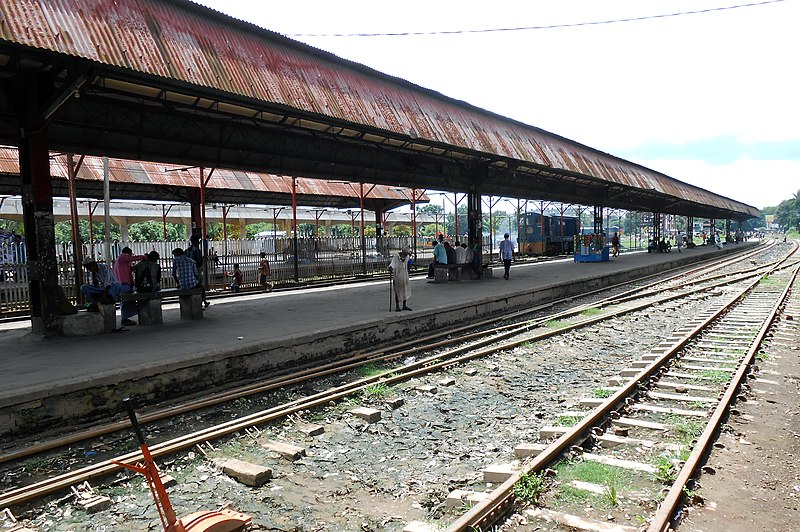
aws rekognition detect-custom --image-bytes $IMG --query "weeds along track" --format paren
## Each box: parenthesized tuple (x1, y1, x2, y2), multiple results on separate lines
(447, 255, 800, 531)
(0, 241, 795, 530)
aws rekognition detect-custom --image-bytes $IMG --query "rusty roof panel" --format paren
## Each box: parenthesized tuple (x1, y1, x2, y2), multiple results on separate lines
(0, 147, 419, 202)
(0, 0, 757, 217)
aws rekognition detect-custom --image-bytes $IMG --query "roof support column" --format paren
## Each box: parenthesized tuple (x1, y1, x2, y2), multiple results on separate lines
(18, 98, 59, 334)
(374, 207, 385, 259)
(464, 163, 486, 252)
(593, 206, 604, 234)
(66, 154, 85, 302)
(291, 177, 299, 283)
(187, 189, 201, 239)
(652, 212, 661, 243)
(186, 188, 208, 289)
(117, 217, 129, 244)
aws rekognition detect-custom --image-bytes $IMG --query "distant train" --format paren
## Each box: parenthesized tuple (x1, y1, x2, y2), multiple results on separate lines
(519, 214, 580, 255)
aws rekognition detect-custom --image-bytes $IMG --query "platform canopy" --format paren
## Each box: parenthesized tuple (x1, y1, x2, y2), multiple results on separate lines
(0, 0, 758, 221)
(0, 147, 425, 212)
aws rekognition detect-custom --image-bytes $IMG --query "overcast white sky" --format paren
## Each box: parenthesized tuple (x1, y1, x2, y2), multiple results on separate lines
(194, 0, 799, 210)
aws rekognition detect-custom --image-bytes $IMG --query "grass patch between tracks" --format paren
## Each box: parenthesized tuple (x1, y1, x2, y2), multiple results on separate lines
(356, 362, 386, 378)
(552, 460, 630, 508)
(362, 382, 393, 399)
(698, 369, 730, 384)
(555, 415, 583, 427)
(593, 388, 614, 398)
(665, 415, 704, 446)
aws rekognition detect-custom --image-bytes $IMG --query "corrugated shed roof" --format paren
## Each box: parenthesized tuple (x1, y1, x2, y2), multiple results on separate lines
(0, 147, 419, 202)
(0, 0, 758, 217)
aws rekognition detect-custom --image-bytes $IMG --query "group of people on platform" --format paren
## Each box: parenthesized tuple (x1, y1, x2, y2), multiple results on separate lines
(79, 234, 277, 324)
(387, 232, 518, 312)
(424, 234, 485, 282)
(79, 234, 213, 326)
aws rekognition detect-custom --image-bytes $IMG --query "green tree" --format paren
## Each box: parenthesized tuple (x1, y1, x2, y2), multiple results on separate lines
(127, 221, 181, 241)
(0, 219, 22, 234)
(246, 222, 272, 238)
(417, 204, 444, 215)
(52, 220, 121, 244)
(774, 190, 800, 231)
(327, 224, 349, 237)
(392, 224, 412, 236)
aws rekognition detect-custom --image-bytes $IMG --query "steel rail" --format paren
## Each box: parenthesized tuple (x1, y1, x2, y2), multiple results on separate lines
(0, 243, 785, 508)
(2, 243, 772, 463)
(1, 255, 779, 509)
(445, 255, 795, 531)
(647, 262, 800, 532)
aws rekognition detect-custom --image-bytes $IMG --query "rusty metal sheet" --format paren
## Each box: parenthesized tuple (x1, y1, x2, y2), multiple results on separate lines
(0, 147, 418, 202)
(0, 0, 756, 217)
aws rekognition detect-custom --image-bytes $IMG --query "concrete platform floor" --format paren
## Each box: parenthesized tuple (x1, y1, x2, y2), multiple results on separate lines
(0, 243, 755, 439)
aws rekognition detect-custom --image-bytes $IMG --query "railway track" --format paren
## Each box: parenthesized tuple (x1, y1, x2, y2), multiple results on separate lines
(0, 241, 776, 464)
(445, 252, 800, 531)
(0, 241, 777, 465)
(0, 241, 795, 530)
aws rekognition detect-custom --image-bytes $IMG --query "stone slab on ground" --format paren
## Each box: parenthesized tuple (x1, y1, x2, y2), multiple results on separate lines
(445, 489, 490, 509)
(297, 423, 324, 437)
(213, 457, 272, 486)
(403, 521, 438, 532)
(481, 462, 518, 483)
(263, 440, 306, 461)
(514, 442, 548, 458)
(349, 406, 381, 423)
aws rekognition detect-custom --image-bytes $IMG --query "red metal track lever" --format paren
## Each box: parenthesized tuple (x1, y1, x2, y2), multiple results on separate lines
(113, 398, 252, 532)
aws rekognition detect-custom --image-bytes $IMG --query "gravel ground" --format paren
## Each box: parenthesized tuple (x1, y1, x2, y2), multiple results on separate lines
(4, 246, 793, 532)
(8, 287, 728, 531)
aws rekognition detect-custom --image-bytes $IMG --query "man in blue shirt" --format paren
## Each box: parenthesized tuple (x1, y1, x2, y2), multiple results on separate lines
(80, 256, 123, 310)
(185, 234, 209, 308)
(499, 233, 514, 280)
(172, 248, 200, 290)
(426, 234, 448, 280)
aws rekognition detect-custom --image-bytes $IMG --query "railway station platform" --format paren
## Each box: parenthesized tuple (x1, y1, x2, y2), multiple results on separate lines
(0, 242, 758, 441)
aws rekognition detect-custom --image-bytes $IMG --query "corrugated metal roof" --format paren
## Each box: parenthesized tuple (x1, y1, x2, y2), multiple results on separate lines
(0, 147, 419, 202)
(0, 0, 758, 218)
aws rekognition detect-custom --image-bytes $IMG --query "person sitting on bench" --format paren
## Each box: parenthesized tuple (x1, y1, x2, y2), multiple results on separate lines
(80, 256, 123, 311)
(135, 251, 162, 293)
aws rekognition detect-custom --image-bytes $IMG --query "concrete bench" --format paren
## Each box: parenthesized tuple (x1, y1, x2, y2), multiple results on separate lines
(117, 287, 204, 326)
(434, 263, 465, 283)
(434, 264, 457, 283)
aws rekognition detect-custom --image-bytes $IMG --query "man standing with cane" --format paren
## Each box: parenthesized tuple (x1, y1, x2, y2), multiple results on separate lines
(388, 247, 412, 312)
